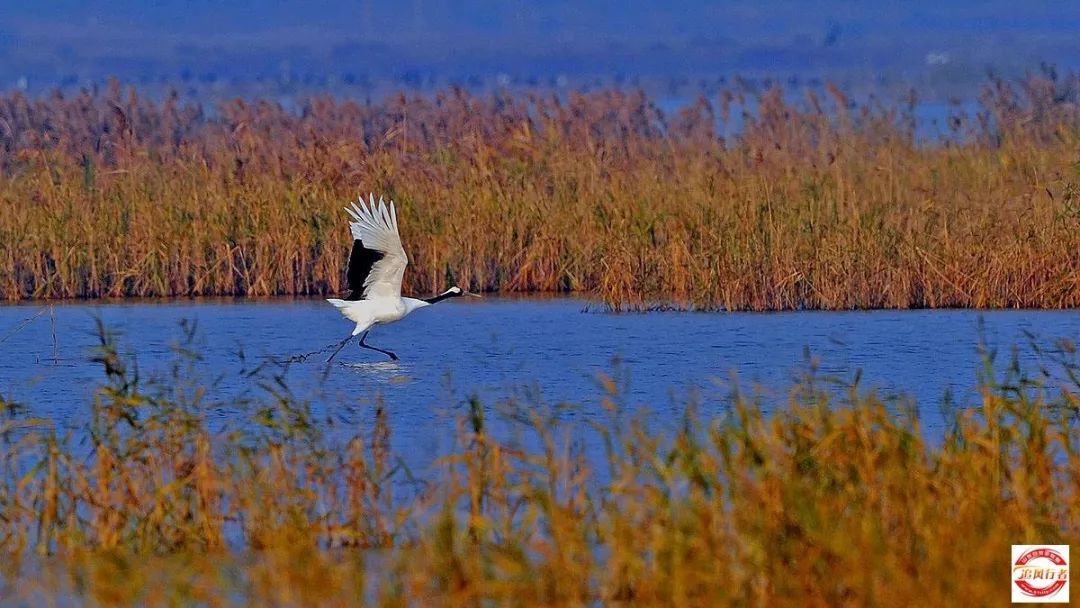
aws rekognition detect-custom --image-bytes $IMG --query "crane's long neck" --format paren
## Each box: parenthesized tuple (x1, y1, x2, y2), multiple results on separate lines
(402, 288, 462, 313)
(422, 287, 463, 305)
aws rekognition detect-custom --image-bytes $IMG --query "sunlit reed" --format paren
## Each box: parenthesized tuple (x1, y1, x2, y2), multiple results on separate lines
(1, 73, 1078, 310)
(0, 323, 1078, 605)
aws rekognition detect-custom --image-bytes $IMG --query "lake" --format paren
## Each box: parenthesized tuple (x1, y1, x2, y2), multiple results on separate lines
(1, 297, 1078, 469)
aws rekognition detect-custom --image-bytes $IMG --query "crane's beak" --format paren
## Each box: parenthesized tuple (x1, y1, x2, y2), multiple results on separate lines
(464, 291, 482, 298)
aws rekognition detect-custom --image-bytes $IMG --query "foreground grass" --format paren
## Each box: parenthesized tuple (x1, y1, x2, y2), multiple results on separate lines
(0, 325, 1078, 605)
(2, 73, 1079, 309)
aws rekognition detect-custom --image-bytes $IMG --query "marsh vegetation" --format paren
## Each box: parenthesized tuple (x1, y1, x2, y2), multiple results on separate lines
(2, 72, 1078, 310)
(0, 323, 1078, 605)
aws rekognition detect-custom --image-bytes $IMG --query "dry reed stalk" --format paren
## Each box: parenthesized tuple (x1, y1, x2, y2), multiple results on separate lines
(0, 74, 1078, 309)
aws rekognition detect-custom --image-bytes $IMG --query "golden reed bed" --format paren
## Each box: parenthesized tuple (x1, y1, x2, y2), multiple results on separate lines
(1, 74, 1078, 309)
(0, 326, 1078, 605)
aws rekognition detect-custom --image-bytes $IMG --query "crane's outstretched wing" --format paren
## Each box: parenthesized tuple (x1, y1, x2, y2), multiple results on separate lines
(343, 194, 408, 300)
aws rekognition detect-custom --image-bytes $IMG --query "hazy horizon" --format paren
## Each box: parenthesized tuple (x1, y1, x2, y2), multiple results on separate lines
(3, 1, 1079, 100)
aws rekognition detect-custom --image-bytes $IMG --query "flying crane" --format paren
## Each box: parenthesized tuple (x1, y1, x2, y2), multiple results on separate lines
(326, 194, 475, 361)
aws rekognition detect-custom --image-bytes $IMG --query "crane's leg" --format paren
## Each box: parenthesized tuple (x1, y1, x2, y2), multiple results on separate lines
(325, 332, 354, 363)
(358, 331, 399, 361)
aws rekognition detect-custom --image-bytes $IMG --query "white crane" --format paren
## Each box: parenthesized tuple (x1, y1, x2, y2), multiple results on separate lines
(325, 194, 476, 361)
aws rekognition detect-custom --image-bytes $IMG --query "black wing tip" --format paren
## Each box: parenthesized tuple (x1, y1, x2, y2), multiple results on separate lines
(346, 239, 386, 298)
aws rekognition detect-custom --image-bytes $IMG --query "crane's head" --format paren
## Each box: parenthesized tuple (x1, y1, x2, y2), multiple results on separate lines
(423, 286, 480, 304)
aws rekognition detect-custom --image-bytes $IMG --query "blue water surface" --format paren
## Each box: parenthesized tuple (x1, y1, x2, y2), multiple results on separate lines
(1, 297, 1078, 470)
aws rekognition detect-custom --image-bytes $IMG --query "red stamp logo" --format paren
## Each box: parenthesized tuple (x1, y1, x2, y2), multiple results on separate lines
(1012, 545, 1070, 603)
